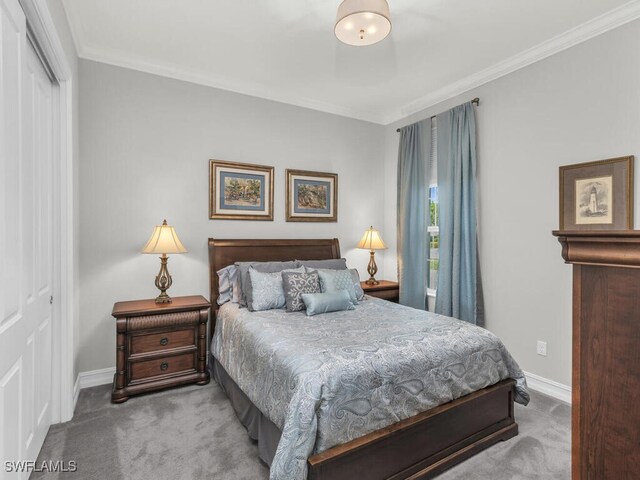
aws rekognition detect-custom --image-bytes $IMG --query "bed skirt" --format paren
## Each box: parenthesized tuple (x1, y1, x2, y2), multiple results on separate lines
(210, 355, 282, 467)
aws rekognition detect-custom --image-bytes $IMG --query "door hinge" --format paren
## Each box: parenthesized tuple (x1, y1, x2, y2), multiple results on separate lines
(50, 295, 53, 305)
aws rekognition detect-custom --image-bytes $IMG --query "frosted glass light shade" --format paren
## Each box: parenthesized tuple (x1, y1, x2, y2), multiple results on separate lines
(335, 0, 391, 46)
(357, 226, 388, 250)
(141, 220, 187, 254)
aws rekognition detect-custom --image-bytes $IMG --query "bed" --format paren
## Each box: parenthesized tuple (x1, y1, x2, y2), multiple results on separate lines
(208, 238, 528, 480)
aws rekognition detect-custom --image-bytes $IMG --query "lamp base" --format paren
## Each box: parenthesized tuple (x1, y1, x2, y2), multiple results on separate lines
(154, 254, 173, 304)
(155, 292, 172, 304)
(366, 250, 379, 286)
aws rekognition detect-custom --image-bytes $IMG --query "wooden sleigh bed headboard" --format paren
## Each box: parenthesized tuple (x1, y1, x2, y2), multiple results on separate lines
(207, 238, 341, 340)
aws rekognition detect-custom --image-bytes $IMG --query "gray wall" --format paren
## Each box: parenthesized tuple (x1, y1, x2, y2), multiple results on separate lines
(78, 19, 640, 385)
(383, 19, 640, 387)
(78, 60, 386, 373)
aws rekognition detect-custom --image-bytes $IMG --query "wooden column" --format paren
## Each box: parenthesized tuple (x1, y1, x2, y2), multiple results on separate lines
(553, 231, 640, 480)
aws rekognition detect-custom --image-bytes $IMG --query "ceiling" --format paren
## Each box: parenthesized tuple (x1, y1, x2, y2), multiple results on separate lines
(61, 0, 640, 124)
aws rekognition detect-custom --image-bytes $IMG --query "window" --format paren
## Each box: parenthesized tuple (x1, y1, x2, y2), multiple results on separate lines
(427, 119, 438, 296)
(428, 186, 439, 293)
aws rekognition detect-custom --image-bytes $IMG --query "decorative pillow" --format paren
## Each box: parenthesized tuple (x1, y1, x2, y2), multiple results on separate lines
(216, 265, 235, 305)
(216, 265, 241, 305)
(302, 291, 355, 316)
(235, 261, 301, 307)
(282, 271, 321, 312)
(307, 267, 364, 302)
(230, 266, 241, 303)
(297, 258, 347, 270)
(349, 269, 365, 301)
(316, 269, 359, 305)
(248, 266, 305, 311)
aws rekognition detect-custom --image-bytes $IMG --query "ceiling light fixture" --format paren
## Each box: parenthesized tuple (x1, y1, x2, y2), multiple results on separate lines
(335, 0, 391, 47)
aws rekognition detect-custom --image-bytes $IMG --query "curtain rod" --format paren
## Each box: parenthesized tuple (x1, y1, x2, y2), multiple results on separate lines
(395, 97, 480, 132)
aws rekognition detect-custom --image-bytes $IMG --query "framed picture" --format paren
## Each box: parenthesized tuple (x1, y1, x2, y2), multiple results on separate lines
(209, 160, 274, 220)
(559, 156, 634, 230)
(286, 169, 338, 222)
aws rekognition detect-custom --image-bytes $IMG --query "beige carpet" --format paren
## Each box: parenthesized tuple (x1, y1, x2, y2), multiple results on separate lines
(33, 381, 570, 479)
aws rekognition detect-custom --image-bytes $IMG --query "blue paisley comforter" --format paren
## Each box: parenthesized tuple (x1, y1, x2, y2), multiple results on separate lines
(212, 297, 529, 480)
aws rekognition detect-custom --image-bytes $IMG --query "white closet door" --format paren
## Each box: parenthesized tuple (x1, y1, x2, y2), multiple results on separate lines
(0, 0, 54, 476)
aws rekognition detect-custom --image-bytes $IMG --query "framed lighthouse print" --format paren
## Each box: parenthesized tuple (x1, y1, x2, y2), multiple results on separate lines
(559, 156, 634, 230)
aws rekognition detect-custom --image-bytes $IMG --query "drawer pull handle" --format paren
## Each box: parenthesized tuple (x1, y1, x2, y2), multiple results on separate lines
(160, 362, 169, 371)
(160, 337, 169, 346)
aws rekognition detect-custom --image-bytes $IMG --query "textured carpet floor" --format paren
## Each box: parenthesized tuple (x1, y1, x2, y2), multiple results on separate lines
(34, 381, 570, 479)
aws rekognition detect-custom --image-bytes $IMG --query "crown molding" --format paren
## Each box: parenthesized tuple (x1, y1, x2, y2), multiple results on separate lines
(60, 0, 386, 123)
(77, 45, 388, 124)
(384, 0, 640, 124)
(60, 0, 85, 61)
(61, 0, 640, 126)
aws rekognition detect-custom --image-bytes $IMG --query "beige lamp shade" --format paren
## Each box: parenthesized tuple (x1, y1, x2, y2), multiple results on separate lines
(357, 226, 387, 251)
(141, 220, 187, 254)
(335, 0, 391, 46)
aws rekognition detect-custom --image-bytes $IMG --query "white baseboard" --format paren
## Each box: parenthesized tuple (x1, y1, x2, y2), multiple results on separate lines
(524, 371, 572, 404)
(72, 367, 114, 413)
(76, 367, 115, 391)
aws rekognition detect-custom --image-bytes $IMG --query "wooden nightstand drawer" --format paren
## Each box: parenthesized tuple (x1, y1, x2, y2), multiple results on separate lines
(130, 328, 195, 355)
(129, 352, 196, 383)
(371, 288, 400, 301)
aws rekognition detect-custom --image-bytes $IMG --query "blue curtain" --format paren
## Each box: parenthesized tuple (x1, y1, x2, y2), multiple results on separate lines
(435, 102, 481, 324)
(397, 119, 432, 310)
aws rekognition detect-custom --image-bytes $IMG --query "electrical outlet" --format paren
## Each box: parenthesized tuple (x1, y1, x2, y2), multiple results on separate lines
(536, 340, 547, 356)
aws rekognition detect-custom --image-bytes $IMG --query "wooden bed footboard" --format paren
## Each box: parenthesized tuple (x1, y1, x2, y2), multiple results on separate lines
(308, 379, 517, 480)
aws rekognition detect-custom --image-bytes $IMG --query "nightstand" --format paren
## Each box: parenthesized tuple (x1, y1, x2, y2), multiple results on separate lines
(111, 295, 210, 403)
(361, 280, 399, 303)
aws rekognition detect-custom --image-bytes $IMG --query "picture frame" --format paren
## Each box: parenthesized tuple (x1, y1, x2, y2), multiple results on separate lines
(209, 160, 274, 220)
(559, 156, 634, 230)
(286, 169, 338, 222)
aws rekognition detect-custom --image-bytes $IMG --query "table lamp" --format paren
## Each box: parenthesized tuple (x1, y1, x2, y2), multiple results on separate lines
(141, 219, 187, 303)
(357, 226, 387, 285)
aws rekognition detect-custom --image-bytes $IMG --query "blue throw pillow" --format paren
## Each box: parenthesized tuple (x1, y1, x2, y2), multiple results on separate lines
(301, 291, 355, 316)
(306, 267, 364, 301)
(316, 269, 359, 304)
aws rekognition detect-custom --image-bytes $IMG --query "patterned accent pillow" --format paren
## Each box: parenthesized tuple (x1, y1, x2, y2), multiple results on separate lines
(248, 266, 305, 311)
(307, 267, 365, 302)
(282, 271, 321, 312)
(317, 269, 359, 305)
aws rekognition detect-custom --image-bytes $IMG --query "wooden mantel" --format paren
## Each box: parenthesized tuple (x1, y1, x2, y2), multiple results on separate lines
(552, 230, 640, 268)
(552, 229, 640, 480)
